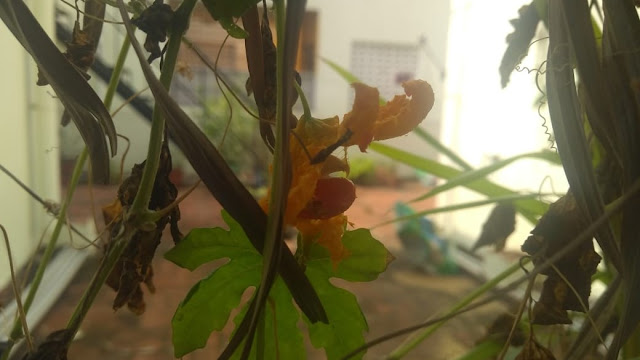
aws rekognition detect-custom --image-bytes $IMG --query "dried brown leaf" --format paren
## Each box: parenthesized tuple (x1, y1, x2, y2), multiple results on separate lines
(516, 338, 556, 360)
(522, 193, 601, 325)
(21, 329, 73, 360)
(104, 143, 181, 314)
(472, 202, 516, 252)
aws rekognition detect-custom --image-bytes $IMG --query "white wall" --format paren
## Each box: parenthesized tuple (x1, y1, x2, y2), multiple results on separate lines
(308, 0, 450, 166)
(438, 0, 568, 251)
(0, 0, 59, 288)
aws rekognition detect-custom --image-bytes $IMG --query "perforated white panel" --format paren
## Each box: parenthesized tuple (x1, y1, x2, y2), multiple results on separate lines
(350, 41, 418, 99)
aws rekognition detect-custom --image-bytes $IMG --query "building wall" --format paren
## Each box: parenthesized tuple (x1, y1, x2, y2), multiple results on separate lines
(0, 0, 59, 288)
(308, 0, 450, 166)
(438, 0, 568, 251)
(59, 2, 450, 180)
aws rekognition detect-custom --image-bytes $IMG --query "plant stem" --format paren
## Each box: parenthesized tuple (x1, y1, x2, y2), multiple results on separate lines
(65, 226, 134, 335)
(1, 225, 34, 352)
(127, 0, 194, 224)
(64, 0, 197, 343)
(104, 36, 131, 110)
(386, 258, 529, 359)
(61, 34, 131, 337)
(4, 148, 88, 353)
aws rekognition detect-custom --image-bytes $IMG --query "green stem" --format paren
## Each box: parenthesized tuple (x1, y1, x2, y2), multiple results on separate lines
(0, 34, 127, 360)
(128, 0, 195, 223)
(104, 36, 131, 110)
(62, 35, 132, 336)
(64, 0, 197, 342)
(65, 225, 134, 335)
(386, 258, 529, 359)
(5, 148, 88, 351)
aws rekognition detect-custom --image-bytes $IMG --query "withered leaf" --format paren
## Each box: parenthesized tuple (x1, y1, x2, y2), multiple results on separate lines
(479, 312, 526, 347)
(244, 8, 301, 150)
(499, 3, 540, 88)
(21, 329, 73, 360)
(515, 338, 556, 360)
(472, 202, 516, 252)
(104, 143, 181, 314)
(37, 21, 94, 87)
(131, 0, 174, 64)
(522, 192, 601, 325)
(531, 276, 572, 325)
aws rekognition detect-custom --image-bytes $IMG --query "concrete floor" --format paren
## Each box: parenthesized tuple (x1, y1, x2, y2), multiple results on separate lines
(25, 182, 508, 359)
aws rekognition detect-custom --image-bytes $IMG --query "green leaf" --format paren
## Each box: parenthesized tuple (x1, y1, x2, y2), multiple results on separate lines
(201, 0, 258, 38)
(453, 340, 502, 360)
(229, 279, 305, 360)
(374, 193, 551, 228)
(167, 213, 262, 357)
(308, 228, 392, 282)
(303, 229, 391, 359)
(370, 142, 550, 223)
(167, 216, 391, 358)
(219, 16, 249, 38)
(322, 57, 362, 84)
(304, 266, 368, 360)
(411, 150, 560, 202)
(165, 212, 254, 270)
(413, 127, 472, 171)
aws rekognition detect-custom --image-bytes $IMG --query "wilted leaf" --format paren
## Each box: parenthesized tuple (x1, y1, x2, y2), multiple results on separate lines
(131, 0, 174, 64)
(531, 277, 572, 325)
(105, 143, 181, 314)
(21, 329, 73, 360)
(515, 338, 556, 360)
(479, 312, 526, 347)
(499, 3, 540, 88)
(201, 0, 260, 38)
(521, 192, 601, 325)
(472, 202, 516, 252)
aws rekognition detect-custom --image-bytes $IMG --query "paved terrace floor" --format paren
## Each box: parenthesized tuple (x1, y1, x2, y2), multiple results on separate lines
(25, 182, 506, 359)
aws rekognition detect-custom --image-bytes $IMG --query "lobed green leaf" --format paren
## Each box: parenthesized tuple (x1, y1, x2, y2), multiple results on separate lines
(303, 229, 391, 359)
(167, 212, 262, 357)
(229, 279, 305, 360)
(165, 212, 253, 270)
